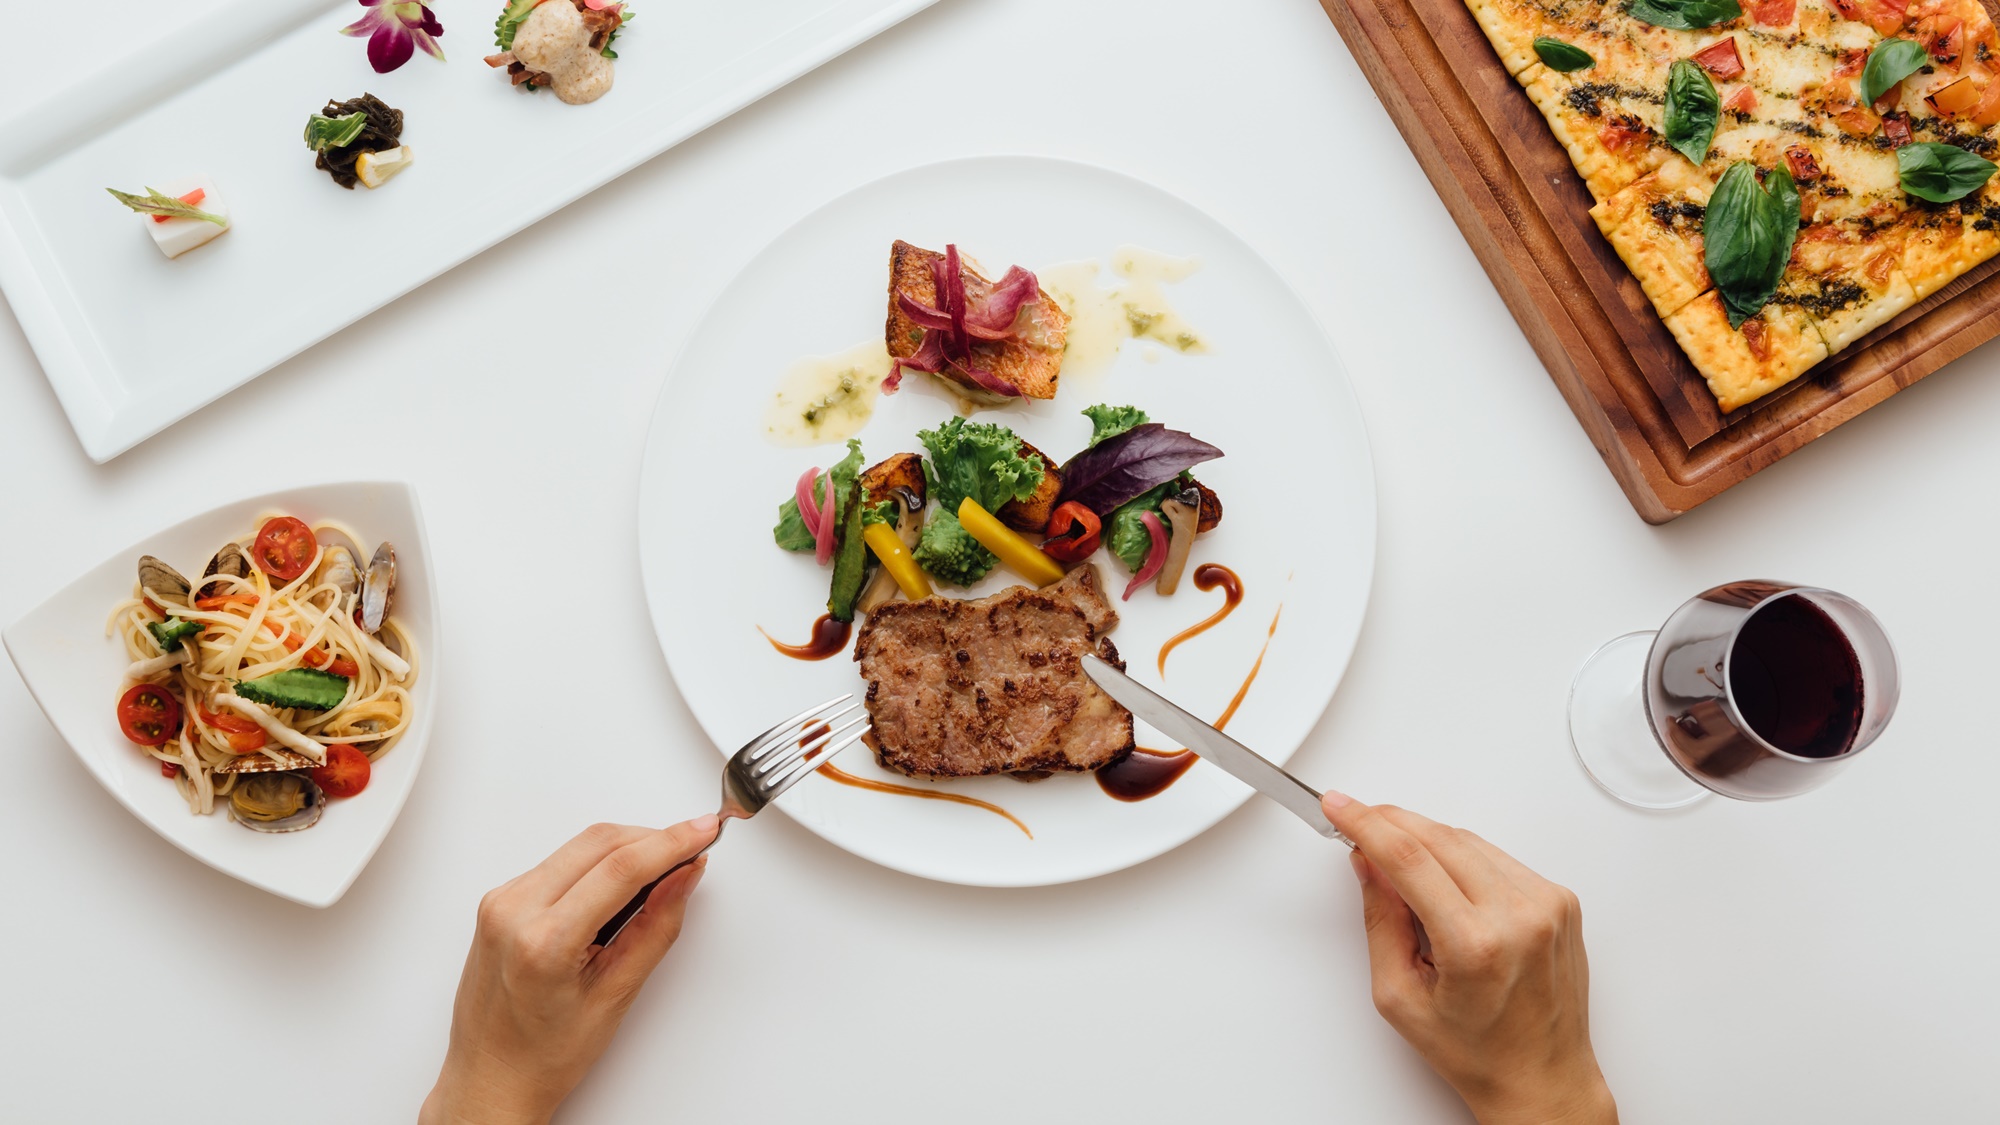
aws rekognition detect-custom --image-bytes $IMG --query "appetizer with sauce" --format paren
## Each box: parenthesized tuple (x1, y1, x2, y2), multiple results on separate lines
(106, 179, 230, 259)
(485, 0, 630, 104)
(765, 406, 1224, 782)
(108, 516, 418, 832)
(306, 94, 413, 190)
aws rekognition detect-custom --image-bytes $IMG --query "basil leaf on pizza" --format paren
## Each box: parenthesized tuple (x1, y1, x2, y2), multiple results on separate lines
(1663, 60, 1720, 166)
(1624, 0, 1741, 31)
(1532, 37, 1595, 71)
(1860, 38, 1928, 107)
(1897, 142, 1999, 203)
(1704, 161, 1803, 330)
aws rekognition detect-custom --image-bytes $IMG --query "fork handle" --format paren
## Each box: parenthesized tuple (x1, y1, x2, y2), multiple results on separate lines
(593, 821, 727, 948)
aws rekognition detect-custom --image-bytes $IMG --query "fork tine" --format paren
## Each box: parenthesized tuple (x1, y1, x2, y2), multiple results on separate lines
(741, 694, 853, 763)
(748, 702, 865, 768)
(765, 724, 871, 794)
(754, 709, 867, 778)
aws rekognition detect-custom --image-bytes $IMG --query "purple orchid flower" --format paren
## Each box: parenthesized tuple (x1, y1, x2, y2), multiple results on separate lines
(340, 0, 446, 74)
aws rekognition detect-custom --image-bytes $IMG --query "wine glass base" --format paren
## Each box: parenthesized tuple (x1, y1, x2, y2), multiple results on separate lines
(1569, 631, 1710, 810)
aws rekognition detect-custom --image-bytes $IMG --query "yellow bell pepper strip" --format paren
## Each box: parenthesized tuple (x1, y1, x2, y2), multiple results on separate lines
(957, 498, 1065, 588)
(863, 521, 933, 601)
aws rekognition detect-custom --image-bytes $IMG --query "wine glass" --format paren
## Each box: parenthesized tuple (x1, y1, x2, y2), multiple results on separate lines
(1568, 581, 1899, 808)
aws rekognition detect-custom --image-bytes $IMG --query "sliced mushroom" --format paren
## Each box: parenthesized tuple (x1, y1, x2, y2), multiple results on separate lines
(855, 487, 928, 615)
(1154, 488, 1202, 596)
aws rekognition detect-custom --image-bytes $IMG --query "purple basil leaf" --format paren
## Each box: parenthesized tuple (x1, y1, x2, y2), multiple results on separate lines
(1056, 423, 1222, 514)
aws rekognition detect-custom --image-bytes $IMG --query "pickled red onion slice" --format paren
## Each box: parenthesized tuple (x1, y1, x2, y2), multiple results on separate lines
(1123, 511, 1169, 601)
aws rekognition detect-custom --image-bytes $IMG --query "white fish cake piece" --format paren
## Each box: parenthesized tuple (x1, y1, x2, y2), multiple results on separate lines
(142, 175, 229, 259)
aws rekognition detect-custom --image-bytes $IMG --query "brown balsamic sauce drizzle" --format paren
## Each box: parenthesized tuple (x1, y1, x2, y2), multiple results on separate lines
(1214, 605, 1282, 733)
(1155, 564, 1244, 676)
(760, 614, 852, 660)
(1097, 601, 1284, 803)
(1098, 747, 1200, 802)
(797, 723, 1032, 838)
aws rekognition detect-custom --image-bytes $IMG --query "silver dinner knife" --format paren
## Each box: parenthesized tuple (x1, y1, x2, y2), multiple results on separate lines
(1082, 654, 1355, 849)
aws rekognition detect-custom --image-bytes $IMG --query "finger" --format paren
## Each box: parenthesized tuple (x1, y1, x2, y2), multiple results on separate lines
(511, 822, 656, 904)
(1457, 830, 1559, 899)
(589, 855, 708, 991)
(1373, 806, 1514, 904)
(1322, 792, 1474, 936)
(1350, 851, 1420, 970)
(1350, 852, 1432, 1023)
(550, 815, 720, 944)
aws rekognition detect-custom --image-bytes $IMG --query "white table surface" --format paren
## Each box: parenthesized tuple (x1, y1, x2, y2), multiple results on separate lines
(4, 1, 1996, 1121)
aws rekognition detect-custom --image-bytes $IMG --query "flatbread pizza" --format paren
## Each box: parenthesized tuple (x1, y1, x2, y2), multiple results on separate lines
(1473, 0, 2000, 410)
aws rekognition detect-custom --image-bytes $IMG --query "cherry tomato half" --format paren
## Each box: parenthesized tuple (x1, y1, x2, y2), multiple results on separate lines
(311, 744, 372, 799)
(118, 684, 182, 747)
(252, 516, 318, 581)
(1042, 501, 1103, 564)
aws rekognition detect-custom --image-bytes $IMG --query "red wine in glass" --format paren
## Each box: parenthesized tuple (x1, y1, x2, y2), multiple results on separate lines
(1726, 594, 1863, 760)
(1569, 582, 1898, 807)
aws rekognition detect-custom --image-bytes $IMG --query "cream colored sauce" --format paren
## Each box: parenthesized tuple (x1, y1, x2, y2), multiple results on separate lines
(1037, 246, 1207, 380)
(763, 339, 891, 446)
(514, 0, 613, 105)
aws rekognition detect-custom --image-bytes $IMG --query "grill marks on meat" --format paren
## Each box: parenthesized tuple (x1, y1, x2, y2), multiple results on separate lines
(855, 565, 1133, 779)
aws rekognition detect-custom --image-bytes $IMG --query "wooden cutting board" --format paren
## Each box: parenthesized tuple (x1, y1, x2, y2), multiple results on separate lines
(1318, 0, 2000, 522)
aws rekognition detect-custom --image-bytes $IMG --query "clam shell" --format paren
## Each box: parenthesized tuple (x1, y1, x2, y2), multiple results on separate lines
(315, 545, 360, 599)
(197, 542, 252, 600)
(229, 773, 325, 833)
(137, 555, 191, 601)
(359, 542, 396, 634)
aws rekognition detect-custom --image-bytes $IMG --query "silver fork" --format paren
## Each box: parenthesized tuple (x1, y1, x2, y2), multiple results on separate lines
(593, 693, 870, 946)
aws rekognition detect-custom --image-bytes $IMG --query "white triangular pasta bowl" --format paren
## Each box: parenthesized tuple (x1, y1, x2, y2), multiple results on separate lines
(4, 481, 438, 907)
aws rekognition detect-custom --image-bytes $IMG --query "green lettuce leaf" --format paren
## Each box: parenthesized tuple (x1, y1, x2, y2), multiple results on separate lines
(862, 496, 898, 528)
(772, 482, 823, 552)
(772, 441, 868, 553)
(1082, 403, 1150, 448)
(1107, 482, 1177, 573)
(917, 417, 1044, 514)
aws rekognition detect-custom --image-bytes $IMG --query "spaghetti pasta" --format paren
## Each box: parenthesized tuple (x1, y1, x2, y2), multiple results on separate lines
(108, 515, 419, 827)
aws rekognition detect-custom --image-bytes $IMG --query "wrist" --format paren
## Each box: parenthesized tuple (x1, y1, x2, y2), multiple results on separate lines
(421, 1057, 560, 1125)
(1467, 1065, 1616, 1125)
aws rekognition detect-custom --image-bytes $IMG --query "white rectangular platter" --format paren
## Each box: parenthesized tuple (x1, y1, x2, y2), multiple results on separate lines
(0, 0, 940, 462)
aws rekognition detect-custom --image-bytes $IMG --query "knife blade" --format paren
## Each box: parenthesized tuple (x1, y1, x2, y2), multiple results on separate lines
(1082, 654, 1354, 848)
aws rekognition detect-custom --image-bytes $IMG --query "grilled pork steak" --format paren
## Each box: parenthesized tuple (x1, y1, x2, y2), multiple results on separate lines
(855, 565, 1133, 778)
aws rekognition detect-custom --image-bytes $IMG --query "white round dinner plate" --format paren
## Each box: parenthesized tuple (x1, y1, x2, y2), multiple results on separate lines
(637, 156, 1374, 886)
(3, 482, 439, 907)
